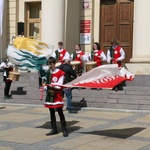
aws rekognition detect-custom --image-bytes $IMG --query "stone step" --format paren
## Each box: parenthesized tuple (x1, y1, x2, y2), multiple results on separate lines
(0, 72, 150, 111)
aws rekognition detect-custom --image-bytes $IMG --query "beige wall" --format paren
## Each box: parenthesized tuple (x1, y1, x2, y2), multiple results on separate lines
(1, 0, 17, 61)
(65, 0, 80, 53)
(93, 0, 100, 43)
(80, 0, 93, 55)
(7, 0, 17, 44)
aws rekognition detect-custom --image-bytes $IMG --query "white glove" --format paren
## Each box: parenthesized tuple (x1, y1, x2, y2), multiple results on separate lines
(44, 86, 47, 91)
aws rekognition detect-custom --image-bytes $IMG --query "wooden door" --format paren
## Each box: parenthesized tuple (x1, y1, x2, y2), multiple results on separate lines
(100, 0, 134, 62)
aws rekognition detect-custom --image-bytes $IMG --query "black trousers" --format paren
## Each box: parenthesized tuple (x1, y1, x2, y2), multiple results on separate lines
(49, 108, 66, 123)
(4, 80, 12, 96)
(39, 77, 42, 86)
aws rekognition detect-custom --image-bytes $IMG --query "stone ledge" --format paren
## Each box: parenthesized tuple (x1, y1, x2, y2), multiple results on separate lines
(125, 63, 150, 75)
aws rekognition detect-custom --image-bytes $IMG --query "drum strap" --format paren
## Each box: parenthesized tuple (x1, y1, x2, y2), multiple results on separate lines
(55, 50, 59, 60)
(73, 52, 76, 60)
(109, 47, 114, 64)
(91, 50, 94, 60)
(45, 70, 55, 102)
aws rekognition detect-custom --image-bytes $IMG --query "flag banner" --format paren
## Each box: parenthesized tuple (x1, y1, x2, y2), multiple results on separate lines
(119, 67, 135, 81)
(7, 37, 53, 72)
(0, 0, 4, 36)
(44, 75, 126, 89)
(65, 64, 127, 88)
(43, 64, 133, 89)
(72, 75, 126, 88)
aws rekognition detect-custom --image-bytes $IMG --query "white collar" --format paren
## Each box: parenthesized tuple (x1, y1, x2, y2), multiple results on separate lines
(58, 48, 63, 52)
(50, 68, 59, 74)
(76, 50, 82, 53)
(94, 49, 98, 52)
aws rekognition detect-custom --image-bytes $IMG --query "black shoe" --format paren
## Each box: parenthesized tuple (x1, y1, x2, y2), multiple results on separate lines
(68, 109, 78, 114)
(62, 129, 68, 137)
(66, 107, 74, 110)
(4, 96, 10, 99)
(8, 94, 13, 98)
(97, 88, 102, 91)
(46, 129, 58, 136)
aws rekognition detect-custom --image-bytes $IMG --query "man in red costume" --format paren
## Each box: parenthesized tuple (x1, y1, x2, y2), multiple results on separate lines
(44, 57, 68, 137)
(71, 44, 88, 75)
(107, 39, 125, 90)
(52, 41, 70, 63)
(107, 39, 125, 67)
(89, 42, 107, 66)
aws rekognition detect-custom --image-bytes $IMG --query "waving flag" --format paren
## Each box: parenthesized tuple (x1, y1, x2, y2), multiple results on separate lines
(44, 64, 133, 89)
(119, 67, 134, 81)
(40, 64, 134, 100)
(65, 64, 127, 89)
(0, 0, 4, 36)
(72, 75, 126, 88)
(6, 37, 53, 72)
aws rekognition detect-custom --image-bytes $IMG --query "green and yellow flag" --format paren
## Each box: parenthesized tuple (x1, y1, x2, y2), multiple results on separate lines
(7, 37, 53, 75)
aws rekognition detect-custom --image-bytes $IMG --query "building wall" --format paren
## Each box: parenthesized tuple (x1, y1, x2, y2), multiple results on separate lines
(64, 0, 80, 53)
(0, 0, 7, 61)
(0, 0, 17, 61)
(79, 0, 93, 55)
(7, 0, 17, 45)
(2, 0, 150, 74)
(4, 0, 94, 56)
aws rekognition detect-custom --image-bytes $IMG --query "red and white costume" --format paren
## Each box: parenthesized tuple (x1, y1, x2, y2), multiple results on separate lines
(44, 69, 65, 108)
(71, 50, 88, 67)
(52, 49, 70, 63)
(90, 50, 107, 66)
(107, 46, 125, 67)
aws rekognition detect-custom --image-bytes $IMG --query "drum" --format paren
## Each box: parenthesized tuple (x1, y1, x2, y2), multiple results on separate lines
(70, 61, 81, 75)
(8, 71, 20, 81)
(85, 61, 97, 72)
(55, 62, 62, 68)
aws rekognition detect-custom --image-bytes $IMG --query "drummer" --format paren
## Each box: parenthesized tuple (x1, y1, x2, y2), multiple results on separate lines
(70, 44, 88, 75)
(88, 42, 107, 66)
(51, 41, 70, 64)
(0, 59, 14, 99)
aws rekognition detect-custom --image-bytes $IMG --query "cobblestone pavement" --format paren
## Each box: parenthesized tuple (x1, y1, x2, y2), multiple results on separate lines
(0, 104, 150, 150)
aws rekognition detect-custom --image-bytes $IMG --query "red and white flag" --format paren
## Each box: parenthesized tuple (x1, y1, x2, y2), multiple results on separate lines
(0, 0, 4, 36)
(43, 64, 134, 89)
(119, 67, 135, 81)
(64, 64, 127, 89)
(72, 75, 126, 89)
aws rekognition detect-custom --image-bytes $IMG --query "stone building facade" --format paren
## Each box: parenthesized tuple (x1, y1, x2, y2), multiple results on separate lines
(0, 0, 150, 74)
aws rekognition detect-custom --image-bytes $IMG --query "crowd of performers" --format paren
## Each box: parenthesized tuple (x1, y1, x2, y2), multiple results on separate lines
(38, 38, 125, 137)
(0, 38, 125, 137)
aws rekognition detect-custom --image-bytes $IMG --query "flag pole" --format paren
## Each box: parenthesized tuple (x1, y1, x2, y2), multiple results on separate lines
(0, 0, 4, 63)
(0, 36, 2, 62)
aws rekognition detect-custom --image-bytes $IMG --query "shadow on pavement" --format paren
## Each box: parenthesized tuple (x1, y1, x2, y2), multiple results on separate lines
(79, 127, 145, 139)
(72, 98, 87, 111)
(36, 120, 82, 134)
(0, 107, 6, 109)
(11, 87, 27, 95)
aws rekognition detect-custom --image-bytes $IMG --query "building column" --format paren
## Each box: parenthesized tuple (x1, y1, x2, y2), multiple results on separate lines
(126, 0, 150, 74)
(130, 0, 150, 63)
(0, 0, 8, 61)
(41, 0, 65, 49)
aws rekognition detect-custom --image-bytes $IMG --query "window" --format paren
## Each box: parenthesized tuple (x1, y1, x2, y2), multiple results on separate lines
(25, 2, 41, 40)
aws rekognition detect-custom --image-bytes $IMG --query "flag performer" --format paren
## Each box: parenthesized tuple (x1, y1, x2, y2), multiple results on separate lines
(42, 57, 68, 137)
